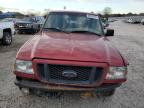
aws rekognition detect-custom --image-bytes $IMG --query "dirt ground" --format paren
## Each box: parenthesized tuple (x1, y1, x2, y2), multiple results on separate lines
(0, 20, 144, 108)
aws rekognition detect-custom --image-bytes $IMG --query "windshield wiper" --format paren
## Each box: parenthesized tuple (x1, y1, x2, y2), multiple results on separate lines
(70, 30, 102, 36)
(43, 27, 69, 34)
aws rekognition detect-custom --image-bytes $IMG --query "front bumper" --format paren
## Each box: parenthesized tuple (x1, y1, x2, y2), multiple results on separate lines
(15, 79, 121, 92)
(16, 27, 34, 32)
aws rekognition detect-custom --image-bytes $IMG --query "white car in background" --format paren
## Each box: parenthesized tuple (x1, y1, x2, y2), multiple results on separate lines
(141, 19, 144, 25)
(127, 18, 134, 23)
(0, 20, 15, 45)
(1, 18, 20, 27)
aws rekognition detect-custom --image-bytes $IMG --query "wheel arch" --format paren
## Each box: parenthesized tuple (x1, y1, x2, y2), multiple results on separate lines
(3, 28, 12, 35)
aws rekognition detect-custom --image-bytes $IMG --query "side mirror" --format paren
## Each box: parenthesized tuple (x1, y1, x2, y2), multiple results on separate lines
(36, 20, 40, 22)
(105, 29, 114, 36)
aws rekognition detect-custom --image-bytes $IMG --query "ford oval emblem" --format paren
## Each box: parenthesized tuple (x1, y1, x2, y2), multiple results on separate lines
(62, 70, 77, 78)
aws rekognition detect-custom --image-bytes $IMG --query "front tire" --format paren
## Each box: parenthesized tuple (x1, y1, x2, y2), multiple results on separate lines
(2, 32, 12, 45)
(18, 31, 23, 34)
(101, 89, 116, 97)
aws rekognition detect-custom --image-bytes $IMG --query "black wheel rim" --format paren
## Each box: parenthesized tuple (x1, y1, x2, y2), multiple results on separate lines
(5, 34, 12, 44)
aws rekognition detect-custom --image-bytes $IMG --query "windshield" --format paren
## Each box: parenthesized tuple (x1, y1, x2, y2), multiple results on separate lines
(22, 17, 35, 22)
(43, 12, 103, 35)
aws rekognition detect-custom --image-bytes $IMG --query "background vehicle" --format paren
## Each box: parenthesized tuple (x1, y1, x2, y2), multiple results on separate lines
(108, 18, 117, 23)
(101, 17, 109, 27)
(1, 18, 21, 28)
(0, 21, 15, 45)
(14, 11, 128, 96)
(125, 16, 143, 24)
(131, 18, 141, 24)
(15, 16, 45, 34)
(126, 18, 134, 23)
(141, 19, 144, 25)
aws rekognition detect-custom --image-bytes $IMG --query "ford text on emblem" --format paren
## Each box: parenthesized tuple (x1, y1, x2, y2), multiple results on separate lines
(62, 70, 77, 78)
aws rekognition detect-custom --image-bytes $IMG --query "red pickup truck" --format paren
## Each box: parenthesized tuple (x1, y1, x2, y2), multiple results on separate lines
(14, 11, 128, 96)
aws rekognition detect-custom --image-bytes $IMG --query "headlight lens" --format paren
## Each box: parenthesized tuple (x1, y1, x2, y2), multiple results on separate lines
(106, 66, 127, 79)
(15, 60, 34, 74)
(26, 24, 31, 27)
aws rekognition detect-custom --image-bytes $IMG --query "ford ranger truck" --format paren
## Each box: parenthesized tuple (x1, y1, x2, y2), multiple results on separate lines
(13, 11, 128, 96)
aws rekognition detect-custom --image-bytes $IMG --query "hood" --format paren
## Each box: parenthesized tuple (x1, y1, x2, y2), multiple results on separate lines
(16, 32, 125, 66)
(16, 20, 32, 24)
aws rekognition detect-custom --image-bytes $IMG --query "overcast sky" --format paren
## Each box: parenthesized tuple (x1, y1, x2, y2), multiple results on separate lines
(0, 0, 144, 13)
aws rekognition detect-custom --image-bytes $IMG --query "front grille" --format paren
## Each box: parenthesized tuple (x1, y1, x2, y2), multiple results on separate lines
(36, 64, 103, 85)
(16, 23, 27, 28)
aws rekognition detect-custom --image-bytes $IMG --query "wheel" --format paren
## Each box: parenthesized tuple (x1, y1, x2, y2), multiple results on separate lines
(2, 32, 12, 45)
(31, 29, 36, 34)
(37, 25, 41, 32)
(101, 89, 116, 97)
(30, 26, 36, 34)
(18, 31, 23, 34)
(19, 87, 33, 95)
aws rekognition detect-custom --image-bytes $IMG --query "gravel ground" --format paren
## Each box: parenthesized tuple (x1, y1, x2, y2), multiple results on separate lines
(0, 21, 144, 108)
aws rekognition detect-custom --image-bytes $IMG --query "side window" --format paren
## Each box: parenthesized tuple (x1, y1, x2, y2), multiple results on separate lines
(38, 17, 41, 22)
(31, 17, 36, 22)
(35, 17, 39, 23)
(40, 17, 45, 23)
(37, 17, 44, 23)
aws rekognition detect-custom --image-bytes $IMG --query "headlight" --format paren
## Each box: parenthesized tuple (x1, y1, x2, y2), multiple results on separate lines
(15, 60, 34, 74)
(106, 66, 127, 79)
(26, 24, 31, 27)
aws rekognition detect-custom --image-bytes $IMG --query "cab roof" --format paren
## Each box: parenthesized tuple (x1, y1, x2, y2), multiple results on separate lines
(49, 10, 98, 16)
